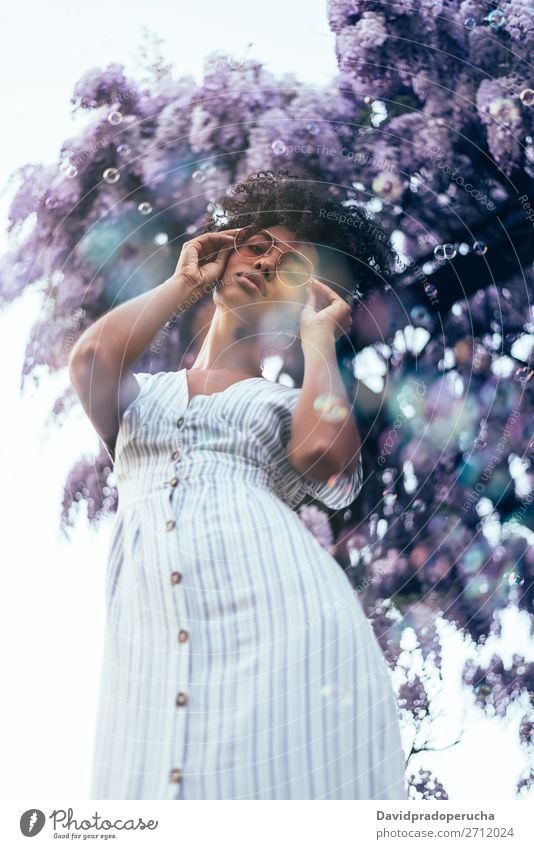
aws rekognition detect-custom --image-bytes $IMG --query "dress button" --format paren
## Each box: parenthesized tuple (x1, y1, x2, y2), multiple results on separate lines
(176, 417, 185, 428)
(166, 519, 176, 531)
(176, 691, 188, 706)
(170, 571, 182, 585)
(178, 629, 188, 643)
(169, 476, 178, 487)
(171, 449, 181, 460)
(170, 768, 183, 783)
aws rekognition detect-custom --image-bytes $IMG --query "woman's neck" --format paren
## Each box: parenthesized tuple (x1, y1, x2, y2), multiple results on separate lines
(190, 307, 263, 377)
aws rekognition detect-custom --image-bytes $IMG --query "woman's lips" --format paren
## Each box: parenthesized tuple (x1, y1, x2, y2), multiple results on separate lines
(236, 272, 266, 296)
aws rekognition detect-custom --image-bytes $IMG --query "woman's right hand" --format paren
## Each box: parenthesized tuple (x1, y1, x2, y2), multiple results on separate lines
(171, 229, 241, 303)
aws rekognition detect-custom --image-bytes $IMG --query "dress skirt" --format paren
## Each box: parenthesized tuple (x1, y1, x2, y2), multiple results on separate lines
(89, 369, 407, 800)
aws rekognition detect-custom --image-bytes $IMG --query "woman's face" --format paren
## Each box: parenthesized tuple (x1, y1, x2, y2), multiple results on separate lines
(214, 225, 320, 323)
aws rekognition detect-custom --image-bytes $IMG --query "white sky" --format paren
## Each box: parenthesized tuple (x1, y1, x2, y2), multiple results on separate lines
(0, 0, 532, 802)
(0, 0, 338, 190)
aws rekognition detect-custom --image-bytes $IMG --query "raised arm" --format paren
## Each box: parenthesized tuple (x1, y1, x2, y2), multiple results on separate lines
(68, 230, 238, 458)
(285, 278, 362, 482)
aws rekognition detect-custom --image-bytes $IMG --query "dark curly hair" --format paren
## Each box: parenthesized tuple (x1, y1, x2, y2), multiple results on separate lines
(201, 169, 399, 304)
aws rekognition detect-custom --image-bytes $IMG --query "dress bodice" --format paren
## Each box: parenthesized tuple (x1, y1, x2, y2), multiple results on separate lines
(113, 369, 363, 512)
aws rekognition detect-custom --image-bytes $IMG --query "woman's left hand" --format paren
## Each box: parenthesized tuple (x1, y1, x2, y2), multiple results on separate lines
(299, 279, 353, 342)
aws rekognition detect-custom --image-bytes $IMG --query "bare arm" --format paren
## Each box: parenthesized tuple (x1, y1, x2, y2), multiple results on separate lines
(68, 230, 237, 458)
(286, 331, 361, 481)
(68, 276, 189, 456)
(286, 279, 361, 482)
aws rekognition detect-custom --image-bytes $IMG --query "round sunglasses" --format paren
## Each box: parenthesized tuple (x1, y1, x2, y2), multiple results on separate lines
(233, 226, 314, 289)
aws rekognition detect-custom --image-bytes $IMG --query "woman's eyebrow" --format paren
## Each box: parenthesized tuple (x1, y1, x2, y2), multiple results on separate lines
(262, 229, 301, 248)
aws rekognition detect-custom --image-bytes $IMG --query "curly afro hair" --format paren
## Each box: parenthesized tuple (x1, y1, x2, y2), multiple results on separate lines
(201, 169, 399, 304)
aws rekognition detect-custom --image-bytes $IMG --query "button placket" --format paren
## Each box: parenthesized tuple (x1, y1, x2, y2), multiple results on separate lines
(171, 600, 190, 786)
(165, 417, 184, 511)
(167, 415, 184, 493)
(169, 619, 190, 793)
(170, 768, 183, 783)
(168, 406, 190, 794)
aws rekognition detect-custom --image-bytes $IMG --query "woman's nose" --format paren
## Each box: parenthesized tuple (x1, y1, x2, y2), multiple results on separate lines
(254, 255, 276, 276)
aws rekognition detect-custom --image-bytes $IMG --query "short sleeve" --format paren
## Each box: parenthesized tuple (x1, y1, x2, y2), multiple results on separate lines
(123, 371, 154, 415)
(279, 385, 364, 510)
(301, 452, 363, 509)
(115, 371, 157, 449)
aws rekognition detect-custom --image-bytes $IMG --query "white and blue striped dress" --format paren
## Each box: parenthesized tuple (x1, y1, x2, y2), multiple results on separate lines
(89, 368, 407, 800)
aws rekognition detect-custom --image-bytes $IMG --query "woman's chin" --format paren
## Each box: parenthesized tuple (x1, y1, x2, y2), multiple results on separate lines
(214, 279, 264, 307)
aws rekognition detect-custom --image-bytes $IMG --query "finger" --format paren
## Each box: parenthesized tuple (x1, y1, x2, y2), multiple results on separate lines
(205, 227, 241, 233)
(318, 280, 341, 303)
(314, 278, 341, 299)
(202, 243, 234, 272)
(180, 241, 200, 264)
(303, 285, 318, 311)
(200, 239, 235, 254)
(198, 241, 235, 264)
(214, 244, 233, 267)
(202, 231, 239, 241)
(310, 278, 335, 299)
(196, 233, 236, 252)
(308, 279, 322, 298)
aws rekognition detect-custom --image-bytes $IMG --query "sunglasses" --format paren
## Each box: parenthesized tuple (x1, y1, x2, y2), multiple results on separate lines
(233, 226, 314, 289)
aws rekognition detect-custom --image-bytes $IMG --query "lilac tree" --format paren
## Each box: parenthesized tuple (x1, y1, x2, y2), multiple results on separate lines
(325, 0, 534, 797)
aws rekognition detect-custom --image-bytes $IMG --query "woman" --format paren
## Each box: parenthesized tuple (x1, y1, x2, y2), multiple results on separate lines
(69, 171, 407, 800)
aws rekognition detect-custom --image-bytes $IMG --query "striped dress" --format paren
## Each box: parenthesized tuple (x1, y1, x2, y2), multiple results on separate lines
(89, 368, 407, 800)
